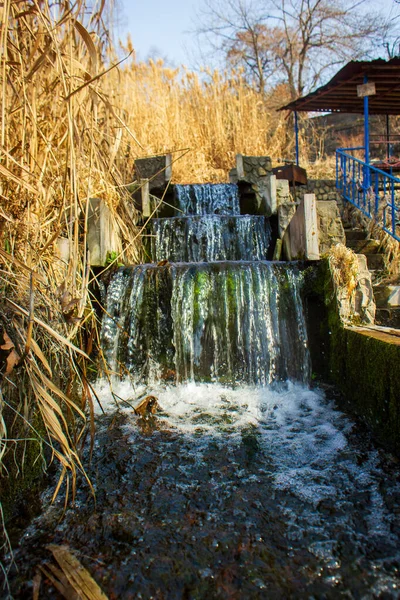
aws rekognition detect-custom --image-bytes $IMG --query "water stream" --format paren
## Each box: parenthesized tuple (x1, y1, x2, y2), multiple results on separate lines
(8, 183, 400, 599)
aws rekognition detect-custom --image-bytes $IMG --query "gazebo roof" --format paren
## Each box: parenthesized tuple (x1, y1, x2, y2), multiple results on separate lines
(279, 57, 400, 115)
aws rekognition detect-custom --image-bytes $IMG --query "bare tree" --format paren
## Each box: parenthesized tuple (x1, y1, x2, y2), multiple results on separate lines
(196, 0, 390, 99)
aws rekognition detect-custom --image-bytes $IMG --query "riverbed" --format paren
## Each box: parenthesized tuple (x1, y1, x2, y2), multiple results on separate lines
(8, 381, 400, 599)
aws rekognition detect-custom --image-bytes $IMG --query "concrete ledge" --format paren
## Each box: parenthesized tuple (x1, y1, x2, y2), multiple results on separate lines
(304, 260, 400, 455)
(336, 326, 400, 454)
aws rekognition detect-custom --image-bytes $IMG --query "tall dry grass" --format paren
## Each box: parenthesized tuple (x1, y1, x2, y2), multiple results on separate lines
(0, 1, 336, 587)
(0, 0, 143, 585)
(113, 50, 308, 182)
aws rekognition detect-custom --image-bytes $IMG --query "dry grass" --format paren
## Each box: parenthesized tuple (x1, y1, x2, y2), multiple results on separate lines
(112, 51, 333, 182)
(0, 0, 143, 584)
(327, 243, 359, 296)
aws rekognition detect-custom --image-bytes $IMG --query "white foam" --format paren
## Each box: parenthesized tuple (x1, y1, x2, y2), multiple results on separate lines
(93, 379, 400, 551)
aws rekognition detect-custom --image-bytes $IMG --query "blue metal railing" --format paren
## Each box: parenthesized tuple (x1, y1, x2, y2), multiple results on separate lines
(336, 147, 400, 242)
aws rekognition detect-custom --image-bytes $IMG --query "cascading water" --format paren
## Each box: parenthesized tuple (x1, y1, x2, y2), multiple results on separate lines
(101, 182, 309, 386)
(151, 216, 272, 263)
(175, 183, 240, 215)
(101, 262, 309, 386)
(10, 183, 400, 599)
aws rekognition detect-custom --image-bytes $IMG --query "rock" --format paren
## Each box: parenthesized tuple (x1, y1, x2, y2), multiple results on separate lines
(316, 201, 346, 255)
(334, 254, 376, 325)
(354, 255, 376, 323)
(134, 155, 172, 190)
(278, 202, 297, 239)
(276, 180, 290, 206)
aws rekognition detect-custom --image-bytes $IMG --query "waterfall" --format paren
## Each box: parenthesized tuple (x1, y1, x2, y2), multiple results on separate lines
(151, 216, 272, 263)
(101, 183, 310, 386)
(175, 183, 240, 215)
(18, 183, 397, 600)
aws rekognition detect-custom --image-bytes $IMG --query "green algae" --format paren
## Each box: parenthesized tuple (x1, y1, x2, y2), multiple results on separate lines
(304, 259, 400, 455)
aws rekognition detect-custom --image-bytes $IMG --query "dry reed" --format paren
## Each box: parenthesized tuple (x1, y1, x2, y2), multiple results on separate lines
(327, 244, 359, 296)
(0, 0, 336, 588)
(113, 49, 332, 182)
(0, 0, 142, 584)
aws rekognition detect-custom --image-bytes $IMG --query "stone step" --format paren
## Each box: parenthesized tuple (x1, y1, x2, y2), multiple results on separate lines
(346, 239, 381, 254)
(373, 284, 400, 308)
(375, 308, 400, 329)
(345, 229, 368, 241)
(366, 253, 385, 270)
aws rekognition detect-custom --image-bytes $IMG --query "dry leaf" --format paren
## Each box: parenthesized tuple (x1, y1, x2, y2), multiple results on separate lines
(32, 571, 42, 600)
(1, 331, 14, 351)
(47, 545, 109, 600)
(5, 349, 20, 376)
(134, 395, 159, 416)
(1, 331, 20, 376)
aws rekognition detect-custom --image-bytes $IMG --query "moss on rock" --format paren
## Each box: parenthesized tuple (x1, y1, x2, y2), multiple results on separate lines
(304, 259, 400, 455)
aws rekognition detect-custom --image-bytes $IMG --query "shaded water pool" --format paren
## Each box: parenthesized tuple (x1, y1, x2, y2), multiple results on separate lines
(8, 381, 400, 599)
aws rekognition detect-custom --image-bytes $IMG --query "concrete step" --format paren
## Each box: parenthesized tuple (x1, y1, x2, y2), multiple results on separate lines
(373, 284, 400, 308)
(375, 308, 400, 329)
(345, 229, 368, 241)
(366, 253, 385, 270)
(347, 239, 381, 254)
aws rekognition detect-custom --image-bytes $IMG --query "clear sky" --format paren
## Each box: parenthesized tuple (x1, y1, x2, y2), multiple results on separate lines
(115, 0, 399, 69)
(115, 0, 200, 67)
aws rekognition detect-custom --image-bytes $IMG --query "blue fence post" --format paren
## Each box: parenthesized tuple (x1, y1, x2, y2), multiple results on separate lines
(386, 114, 391, 160)
(294, 110, 299, 166)
(364, 75, 370, 190)
(335, 147, 400, 241)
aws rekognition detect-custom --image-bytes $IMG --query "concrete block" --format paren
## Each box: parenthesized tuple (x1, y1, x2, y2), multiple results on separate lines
(388, 286, 400, 307)
(87, 198, 121, 266)
(141, 179, 151, 217)
(134, 154, 172, 190)
(304, 194, 320, 260)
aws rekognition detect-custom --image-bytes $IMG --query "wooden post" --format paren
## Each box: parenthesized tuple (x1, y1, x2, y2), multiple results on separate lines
(286, 193, 320, 260)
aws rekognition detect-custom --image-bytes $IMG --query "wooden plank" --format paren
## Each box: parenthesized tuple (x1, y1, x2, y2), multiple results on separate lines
(304, 193, 320, 260)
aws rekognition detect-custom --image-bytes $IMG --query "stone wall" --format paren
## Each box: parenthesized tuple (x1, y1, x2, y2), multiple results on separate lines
(229, 154, 272, 184)
(305, 260, 400, 455)
(296, 179, 343, 210)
